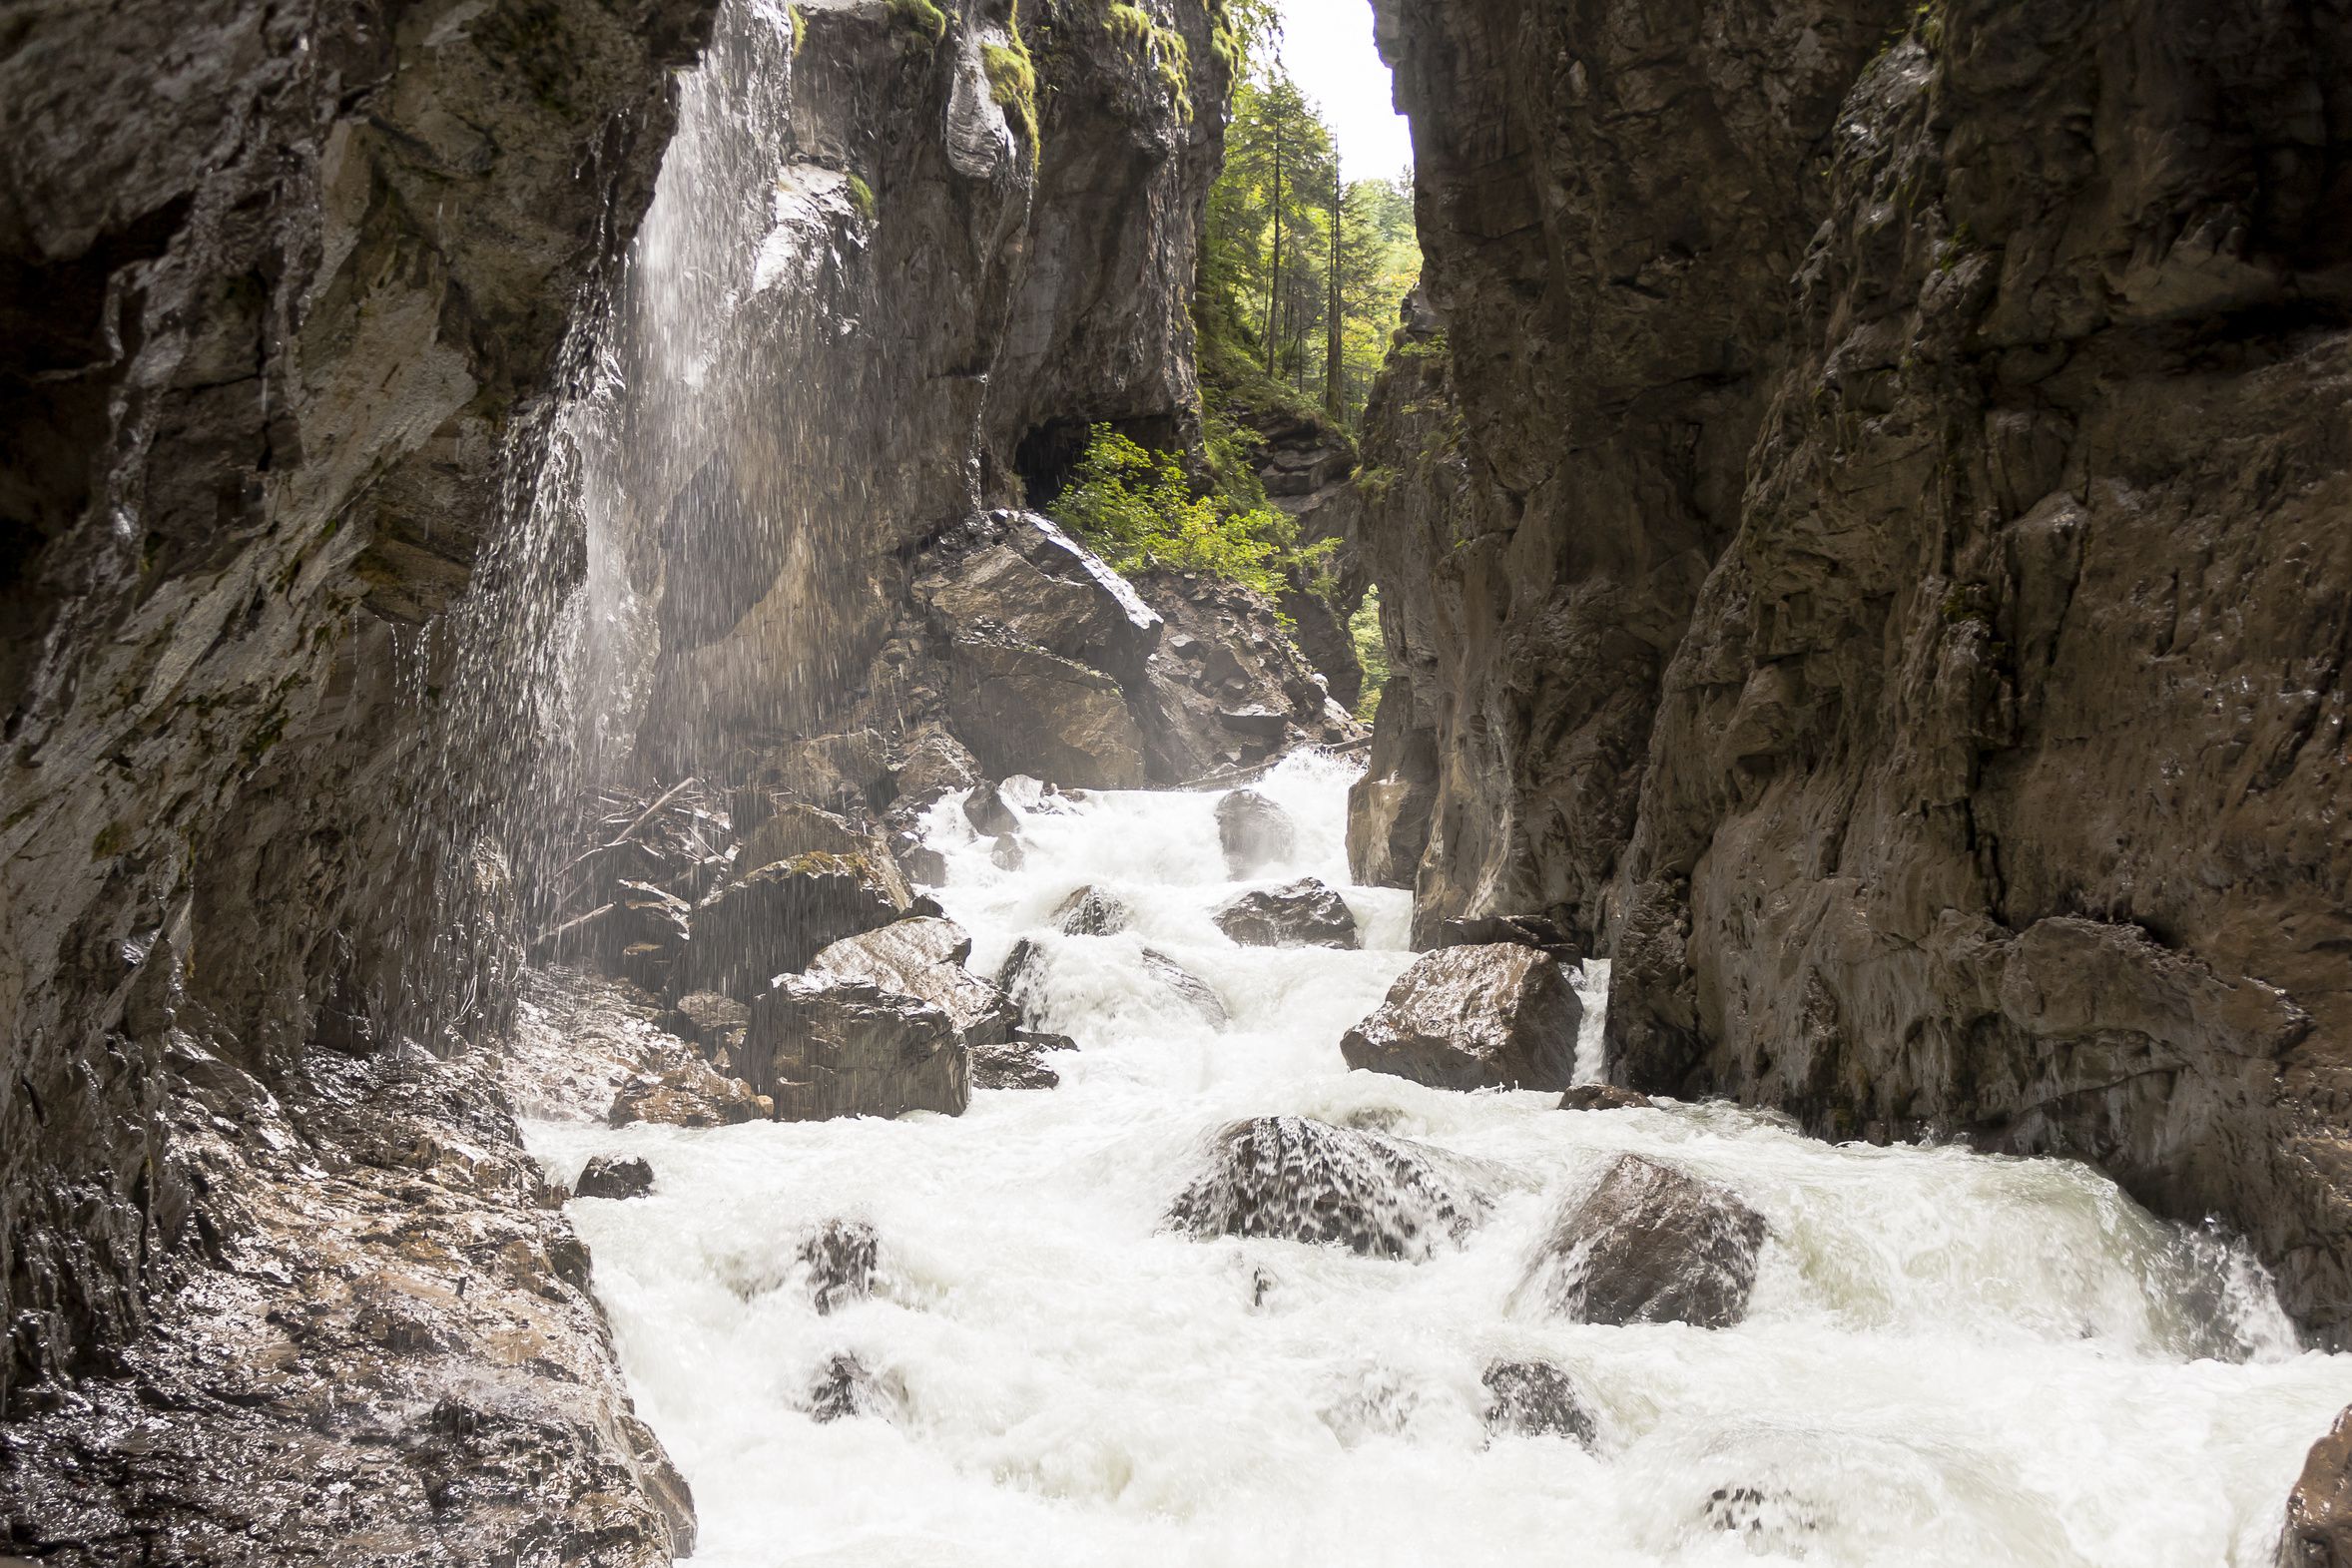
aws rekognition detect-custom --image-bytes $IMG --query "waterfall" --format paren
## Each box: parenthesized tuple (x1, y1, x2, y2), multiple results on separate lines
(528, 755, 2352, 1567)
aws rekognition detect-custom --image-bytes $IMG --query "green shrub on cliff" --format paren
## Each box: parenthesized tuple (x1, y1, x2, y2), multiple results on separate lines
(1052, 425, 1328, 604)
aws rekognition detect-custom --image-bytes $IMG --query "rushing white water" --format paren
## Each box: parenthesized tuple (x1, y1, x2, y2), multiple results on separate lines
(530, 756, 2352, 1567)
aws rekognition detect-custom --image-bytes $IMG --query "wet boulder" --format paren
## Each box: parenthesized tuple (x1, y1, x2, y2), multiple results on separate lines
(809, 916, 1020, 1046)
(1214, 877, 1359, 949)
(674, 991, 751, 1058)
(971, 1030, 1070, 1090)
(947, 632, 1148, 789)
(894, 728, 982, 804)
(1521, 1154, 1769, 1328)
(2283, 1405, 2352, 1568)
(898, 842, 948, 886)
(963, 780, 1020, 837)
(744, 974, 968, 1122)
(741, 803, 913, 909)
(1340, 944, 1581, 1092)
(804, 1352, 904, 1423)
(1560, 1084, 1653, 1113)
(1216, 788, 1297, 876)
(683, 850, 907, 997)
(989, 834, 1026, 871)
(607, 1060, 771, 1129)
(1481, 1359, 1597, 1446)
(1142, 946, 1229, 1028)
(797, 1220, 878, 1314)
(1053, 883, 1130, 935)
(574, 1155, 655, 1202)
(1165, 1115, 1491, 1262)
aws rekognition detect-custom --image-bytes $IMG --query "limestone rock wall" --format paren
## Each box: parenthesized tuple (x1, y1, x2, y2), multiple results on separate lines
(1352, 0, 2352, 1335)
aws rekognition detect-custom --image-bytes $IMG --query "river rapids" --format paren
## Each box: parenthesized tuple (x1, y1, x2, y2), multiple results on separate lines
(527, 755, 2352, 1567)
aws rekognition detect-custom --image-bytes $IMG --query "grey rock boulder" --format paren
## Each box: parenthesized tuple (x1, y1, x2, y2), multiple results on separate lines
(1053, 883, 1131, 936)
(797, 1220, 879, 1315)
(1560, 1084, 1654, 1113)
(810, 916, 1019, 1046)
(1341, 944, 1581, 1092)
(1165, 1115, 1491, 1262)
(1214, 877, 1359, 949)
(1521, 1154, 1769, 1329)
(1215, 788, 1297, 876)
(1481, 1359, 1596, 1447)
(574, 1156, 655, 1202)
(971, 1031, 1070, 1090)
(963, 780, 1020, 836)
(608, 1061, 772, 1130)
(947, 632, 1148, 789)
(744, 975, 968, 1122)
(683, 850, 908, 998)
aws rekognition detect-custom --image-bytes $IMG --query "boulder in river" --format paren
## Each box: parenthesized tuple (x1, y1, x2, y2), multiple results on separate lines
(810, 916, 1020, 1046)
(989, 833, 1026, 870)
(1559, 1084, 1654, 1113)
(574, 1155, 655, 1202)
(2282, 1404, 2352, 1567)
(607, 1060, 771, 1130)
(804, 1352, 904, 1423)
(1165, 1115, 1491, 1262)
(684, 850, 907, 997)
(1340, 944, 1581, 1092)
(1053, 883, 1131, 935)
(1214, 877, 1360, 949)
(963, 780, 1020, 836)
(1481, 1359, 1597, 1447)
(741, 803, 912, 908)
(744, 975, 968, 1121)
(1141, 946, 1228, 1028)
(1521, 1153, 1769, 1328)
(894, 728, 982, 804)
(947, 632, 1148, 789)
(797, 1220, 879, 1314)
(1215, 788, 1297, 876)
(971, 1031, 1069, 1090)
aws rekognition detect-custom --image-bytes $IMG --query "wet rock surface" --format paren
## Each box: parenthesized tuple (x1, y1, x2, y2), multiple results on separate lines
(576, 1156, 657, 1202)
(684, 850, 908, 997)
(797, 1221, 880, 1316)
(1214, 878, 1361, 949)
(1353, 0, 2352, 1335)
(1141, 948, 1231, 1029)
(745, 976, 969, 1123)
(1341, 945, 1582, 1092)
(1481, 1359, 1597, 1447)
(1522, 1155, 1769, 1329)
(1560, 1085, 1655, 1114)
(609, 1060, 772, 1130)
(810, 916, 1021, 1047)
(1166, 1116, 1492, 1263)
(1054, 884, 1133, 936)
(971, 1034, 1069, 1091)
(1215, 789, 1298, 877)
(963, 781, 1022, 837)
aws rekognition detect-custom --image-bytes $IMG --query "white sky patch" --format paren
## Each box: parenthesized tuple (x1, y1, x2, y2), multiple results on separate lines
(1273, 0, 1413, 182)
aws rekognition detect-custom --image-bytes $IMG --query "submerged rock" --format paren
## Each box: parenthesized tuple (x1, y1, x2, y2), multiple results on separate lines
(1214, 877, 1359, 949)
(1521, 1154, 1769, 1328)
(1141, 947, 1229, 1028)
(1560, 1084, 1653, 1113)
(810, 916, 1020, 1046)
(1165, 1115, 1491, 1262)
(1481, 1359, 1597, 1447)
(744, 975, 968, 1122)
(1216, 788, 1297, 877)
(798, 1220, 879, 1314)
(574, 1156, 655, 1202)
(990, 833, 1026, 871)
(804, 1352, 903, 1423)
(1341, 944, 1581, 1092)
(608, 1061, 771, 1130)
(1053, 883, 1131, 936)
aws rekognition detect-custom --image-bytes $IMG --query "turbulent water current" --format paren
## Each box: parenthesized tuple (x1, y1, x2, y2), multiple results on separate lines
(528, 756, 2352, 1566)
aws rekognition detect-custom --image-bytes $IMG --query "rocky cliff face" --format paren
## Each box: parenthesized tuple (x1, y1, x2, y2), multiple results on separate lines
(1350, 0, 2352, 1340)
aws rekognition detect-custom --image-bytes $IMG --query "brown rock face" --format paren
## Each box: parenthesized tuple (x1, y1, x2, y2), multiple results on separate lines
(1341, 945, 1583, 1092)
(1355, 0, 2352, 1334)
(2283, 1406, 2352, 1568)
(810, 915, 1022, 1046)
(1214, 878, 1362, 950)
(744, 975, 969, 1122)
(1521, 1155, 1770, 1329)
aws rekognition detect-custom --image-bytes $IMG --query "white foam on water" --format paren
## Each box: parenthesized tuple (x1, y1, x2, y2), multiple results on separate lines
(529, 753, 2352, 1567)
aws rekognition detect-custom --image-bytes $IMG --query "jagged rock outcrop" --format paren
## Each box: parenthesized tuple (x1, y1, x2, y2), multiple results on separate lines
(1520, 1155, 1770, 1329)
(744, 973, 969, 1122)
(0, 0, 715, 1554)
(1355, 0, 2352, 1340)
(1165, 1115, 1492, 1262)
(810, 915, 1022, 1046)
(1341, 944, 1582, 1092)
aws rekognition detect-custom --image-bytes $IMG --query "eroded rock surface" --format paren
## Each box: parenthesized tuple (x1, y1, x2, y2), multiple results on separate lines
(1165, 1115, 1491, 1262)
(1521, 1155, 1769, 1329)
(744, 975, 968, 1123)
(1341, 945, 1581, 1092)
(810, 916, 1021, 1047)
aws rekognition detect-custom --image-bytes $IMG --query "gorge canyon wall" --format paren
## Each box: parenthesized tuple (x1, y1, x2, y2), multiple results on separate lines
(1349, 0, 2352, 1337)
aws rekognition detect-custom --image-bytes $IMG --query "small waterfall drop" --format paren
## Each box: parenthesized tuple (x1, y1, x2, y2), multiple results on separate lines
(530, 755, 2352, 1568)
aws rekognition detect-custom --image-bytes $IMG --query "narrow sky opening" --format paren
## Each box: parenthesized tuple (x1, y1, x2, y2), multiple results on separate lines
(1273, 0, 1412, 182)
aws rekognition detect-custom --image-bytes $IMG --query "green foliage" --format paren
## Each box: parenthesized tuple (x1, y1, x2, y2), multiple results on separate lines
(982, 26, 1039, 150)
(1050, 425, 1329, 604)
(1349, 588, 1392, 721)
(847, 174, 877, 222)
(789, 2, 808, 57)
(888, 0, 948, 43)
